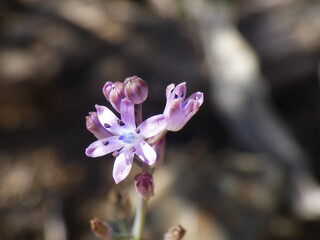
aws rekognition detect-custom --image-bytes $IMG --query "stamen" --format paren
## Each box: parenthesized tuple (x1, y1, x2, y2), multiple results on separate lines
(103, 140, 109, 145)
(118, 119, 125, 126)
(130, 147, 136, 152)
(104, 123, 111, 128)
(136, 128, 140, 133)
(113, 151, 119, 157)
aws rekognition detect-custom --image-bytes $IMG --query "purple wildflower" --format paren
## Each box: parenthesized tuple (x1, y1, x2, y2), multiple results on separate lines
(163, 82, 203, 131)
(86, 99, 168, 184)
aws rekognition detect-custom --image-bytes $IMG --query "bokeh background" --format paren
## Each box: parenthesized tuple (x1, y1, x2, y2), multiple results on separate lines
(1, 0, 320, 239)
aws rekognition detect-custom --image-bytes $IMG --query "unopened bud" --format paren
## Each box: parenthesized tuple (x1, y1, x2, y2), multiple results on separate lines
(90, 218, 113, 240)
(123, 76, 148, 104)
(86, 112, 113, 139)
(103, 81, 126, 112)
(164, 225, 186, 240)
(134, 172, 154, 201)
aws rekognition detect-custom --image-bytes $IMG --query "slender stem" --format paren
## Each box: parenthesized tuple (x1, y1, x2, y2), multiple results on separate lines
(132, 103, 148, 240)
(132, 195, 148, 240)
(118, 220, 129, 234)
(112, 233, 133, 239)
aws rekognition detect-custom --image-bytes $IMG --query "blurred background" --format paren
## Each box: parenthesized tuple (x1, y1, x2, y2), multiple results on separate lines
(1, 0, 320, 239)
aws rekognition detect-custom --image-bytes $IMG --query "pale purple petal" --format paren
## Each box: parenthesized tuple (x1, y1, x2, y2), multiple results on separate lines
(113, 150, 134, 184)
(86, 112, 114, 139)
(85, 136, 124, 158)
(172, 82, 186, 100)
(96, 105, 127, 135)
(164, 82, 186, 116)
(138, 114, 168, 138)
(166, 98, 184, 131)
(164, 83, 175, 113)
(184, 92, 204, 107)
(120, 99, 136, 129)
(96, 105, 119, 128)
(135, 140, 157, 165)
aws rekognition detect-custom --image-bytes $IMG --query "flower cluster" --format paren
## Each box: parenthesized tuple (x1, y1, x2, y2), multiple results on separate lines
(86, 76, 203, 184)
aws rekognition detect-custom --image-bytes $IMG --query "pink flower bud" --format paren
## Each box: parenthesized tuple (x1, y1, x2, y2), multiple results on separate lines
(90, 218, 113, 240)
(164, 225, 186, 240)
(134, 172, 154, 200)
(123, 76, 148, 104)
(103, 81, 126, 112)
(86, 112, 113, 139)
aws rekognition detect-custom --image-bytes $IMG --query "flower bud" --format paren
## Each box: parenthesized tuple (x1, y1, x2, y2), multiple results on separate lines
(164, 225, 186, 240)
(123, 76, 148, 104)
(134, 172, 154, 201)
(86, 112, 113, 139)
(90, 218, 113, 240)
(103, 81, 126, 112)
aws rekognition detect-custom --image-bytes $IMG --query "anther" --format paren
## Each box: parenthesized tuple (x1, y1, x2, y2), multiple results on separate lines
(103, 140, 109, 145)
(104, 123, 111, 128)
(113, 151, 119, 157)
(118, 119, 125, 126)
(130, 147, 136, 152)
(135, 128, 140, 133)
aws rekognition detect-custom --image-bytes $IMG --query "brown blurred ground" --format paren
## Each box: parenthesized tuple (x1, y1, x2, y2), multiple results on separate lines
(0, 0, 319, 240)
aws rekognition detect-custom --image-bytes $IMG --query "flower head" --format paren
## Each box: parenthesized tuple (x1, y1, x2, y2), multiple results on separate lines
(86, 99, 167, 184)
(163, 82, 203, 131)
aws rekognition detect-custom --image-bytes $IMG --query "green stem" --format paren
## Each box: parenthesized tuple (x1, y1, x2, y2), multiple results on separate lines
(112, 233, 133, 239)
(132, 195, 148, 240)
(118, 220, 129, 234)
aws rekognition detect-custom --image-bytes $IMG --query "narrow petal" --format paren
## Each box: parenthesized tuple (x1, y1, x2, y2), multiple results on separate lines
(165, 84, 175, 102)
(96, 105, 127, 135)
(96, 105, 119, 128)
(113, 150, 134, 184)
(184, 92, 204, 107)
(166, 98, 184, 131)
(172, 82, 187, 100)
(86, 112, 113, 139)
(138, 114, 168, 138)
(120, 99, 136, 129)
(135, 140, 157, 165)
(85, 136, 125, 158)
